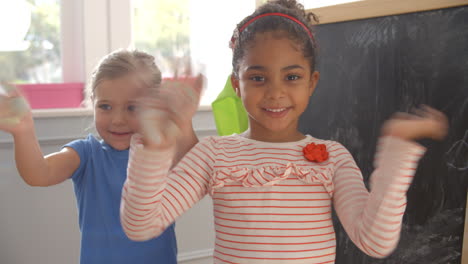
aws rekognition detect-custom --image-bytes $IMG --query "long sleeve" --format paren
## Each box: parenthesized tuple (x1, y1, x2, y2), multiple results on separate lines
(332, 136, 426, 258)
(120, 135, 215, 241)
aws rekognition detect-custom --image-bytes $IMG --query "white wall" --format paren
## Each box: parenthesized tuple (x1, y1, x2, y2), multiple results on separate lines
(0, 110, 216, 264)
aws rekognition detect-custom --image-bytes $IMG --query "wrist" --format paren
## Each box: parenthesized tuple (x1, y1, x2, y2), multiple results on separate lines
(12, 126, 36, 141)
(142, 134, 176, 152)
(381, 130, 411, 141)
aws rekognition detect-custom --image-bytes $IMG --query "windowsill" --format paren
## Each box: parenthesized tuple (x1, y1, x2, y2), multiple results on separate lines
(31, 105, 213, 118)
(32, 108, 93, 118)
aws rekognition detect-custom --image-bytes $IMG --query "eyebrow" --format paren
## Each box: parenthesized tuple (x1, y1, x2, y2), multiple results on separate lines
(96, 99, 138, 104)
(282, 65, 305, 71)
(245, 64, 305, 71)
(246, 65, 266, 71)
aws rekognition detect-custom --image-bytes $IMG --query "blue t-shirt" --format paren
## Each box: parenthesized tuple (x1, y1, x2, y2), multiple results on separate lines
(65, 134, 177, 264)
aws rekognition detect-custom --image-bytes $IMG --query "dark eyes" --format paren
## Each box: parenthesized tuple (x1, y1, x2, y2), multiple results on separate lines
(249, 74, 301, 82)
(128, 105, 137, 112)
(97, 104, 137, 112)
(98, 104, 111, 110)
(250, 76, 265, 82)
(287, 75, 300, 81)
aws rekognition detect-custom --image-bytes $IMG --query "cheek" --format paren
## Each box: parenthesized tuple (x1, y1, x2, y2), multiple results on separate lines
(128, 115, 141, 130)
(94, 122, 104, 135)
(242, 89, 262, 104)
(240, 90, 252, 106)
(94, 112, 105, 123)
(94, 114, 102, 127)
(295, 94, 311, 111)
(94, 113, 109, 128)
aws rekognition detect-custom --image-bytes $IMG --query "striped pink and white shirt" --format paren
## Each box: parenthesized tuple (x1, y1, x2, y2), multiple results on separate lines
(121, 134, 425, 264)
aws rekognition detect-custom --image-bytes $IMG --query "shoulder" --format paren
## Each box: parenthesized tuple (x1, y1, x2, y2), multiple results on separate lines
(64, 134, 102, 156)
(66, 134, 99, 145)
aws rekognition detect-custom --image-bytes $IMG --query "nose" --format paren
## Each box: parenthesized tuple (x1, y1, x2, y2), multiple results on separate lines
(111, 109, 127, 125)
(265, 79, 285, 99)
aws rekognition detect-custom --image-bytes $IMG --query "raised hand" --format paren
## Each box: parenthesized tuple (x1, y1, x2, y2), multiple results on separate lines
(0, 83, 32, 135)
(381, 105, 448, 141)
(139, 74, 204, 150)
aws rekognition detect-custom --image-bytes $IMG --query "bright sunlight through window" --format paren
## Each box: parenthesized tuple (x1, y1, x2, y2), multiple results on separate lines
(132, 0, 362, 107)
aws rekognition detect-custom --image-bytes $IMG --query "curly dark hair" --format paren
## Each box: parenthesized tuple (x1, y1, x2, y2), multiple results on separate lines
(230, 0, 319, 78)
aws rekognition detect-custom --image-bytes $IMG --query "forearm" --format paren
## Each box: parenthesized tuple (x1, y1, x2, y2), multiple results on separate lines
(334, 136, 425, 258)
(363, 137, 425, 253)
(12, 129, 50, 186)
(121, 135, 175, 241)
(172, 124, 198, 167)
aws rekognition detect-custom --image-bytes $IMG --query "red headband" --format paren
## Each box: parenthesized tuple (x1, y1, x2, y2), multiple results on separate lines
(230, 12, 315, 47)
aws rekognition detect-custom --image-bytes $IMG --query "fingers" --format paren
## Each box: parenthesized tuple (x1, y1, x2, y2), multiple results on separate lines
(0, 89, 21, 98)
(0, 93, 29, 117)
(421, 105, 448, 124)
(401, 105, 448, 125)
(161, 76, 203, 97)
(412, 105, 448, 139)
(157, 78, 203, 112)
(0, 99, 16, 119)
(194, 73, 205, 94)
(390, 112, 420, 121)
(139, 108, 179, 147)
(383, 104, 449, 141)
(136, 74, 204, 148)
(391, 105, 437, 120)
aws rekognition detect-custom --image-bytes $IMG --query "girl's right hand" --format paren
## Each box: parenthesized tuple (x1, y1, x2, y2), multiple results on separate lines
(138, 75, 204, 150)
(0, 85, 33, 136)
(381, 105, 448, 141)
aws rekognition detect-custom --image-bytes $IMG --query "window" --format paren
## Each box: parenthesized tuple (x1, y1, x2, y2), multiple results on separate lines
(0, 0, 61, 83)
(0, 0, 85, 110)
(132, 0, 256, 106)
(131, 0, 367, 107)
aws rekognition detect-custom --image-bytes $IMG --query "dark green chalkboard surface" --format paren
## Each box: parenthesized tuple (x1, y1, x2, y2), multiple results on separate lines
(299, 5, 468, 264)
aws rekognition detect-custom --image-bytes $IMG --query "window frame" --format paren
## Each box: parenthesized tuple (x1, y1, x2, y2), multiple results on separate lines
(32, 0, 131, 117)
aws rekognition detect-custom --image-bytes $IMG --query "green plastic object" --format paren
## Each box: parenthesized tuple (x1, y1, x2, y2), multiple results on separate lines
(211, 75, 248, 136)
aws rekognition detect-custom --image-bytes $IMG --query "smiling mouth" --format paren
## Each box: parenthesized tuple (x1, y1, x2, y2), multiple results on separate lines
(110, 131, 132, 136)
(264, 108, 288, 112)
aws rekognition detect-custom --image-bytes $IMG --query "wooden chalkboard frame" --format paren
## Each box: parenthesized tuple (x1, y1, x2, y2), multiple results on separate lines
(307, 0, 468, 24)
(304, 2, 468, 263)
(463, 192, 468, 264)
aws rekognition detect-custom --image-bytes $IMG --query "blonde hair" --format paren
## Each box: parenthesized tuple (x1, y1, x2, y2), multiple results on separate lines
(88, 49, 162, 100)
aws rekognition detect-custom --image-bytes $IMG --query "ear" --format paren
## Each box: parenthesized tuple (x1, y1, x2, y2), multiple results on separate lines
(308, 71, 320, 97)
(230, 75, 241, 97)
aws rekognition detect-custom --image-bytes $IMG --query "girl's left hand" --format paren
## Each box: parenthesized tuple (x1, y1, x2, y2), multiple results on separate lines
(138, 74, 204, 150)
(0, 84, 32, 135)
(381, 105, 448, 141)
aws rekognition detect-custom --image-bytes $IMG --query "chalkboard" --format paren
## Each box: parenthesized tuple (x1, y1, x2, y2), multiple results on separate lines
(299, 6, 468, 264)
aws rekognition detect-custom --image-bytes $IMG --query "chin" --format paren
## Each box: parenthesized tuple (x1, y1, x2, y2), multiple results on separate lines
(108, 141, 130, 150)
(114, 145, 130, 150)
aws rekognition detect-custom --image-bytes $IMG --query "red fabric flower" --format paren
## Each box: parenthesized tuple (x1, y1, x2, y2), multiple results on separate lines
(303, 143, 329, 163)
